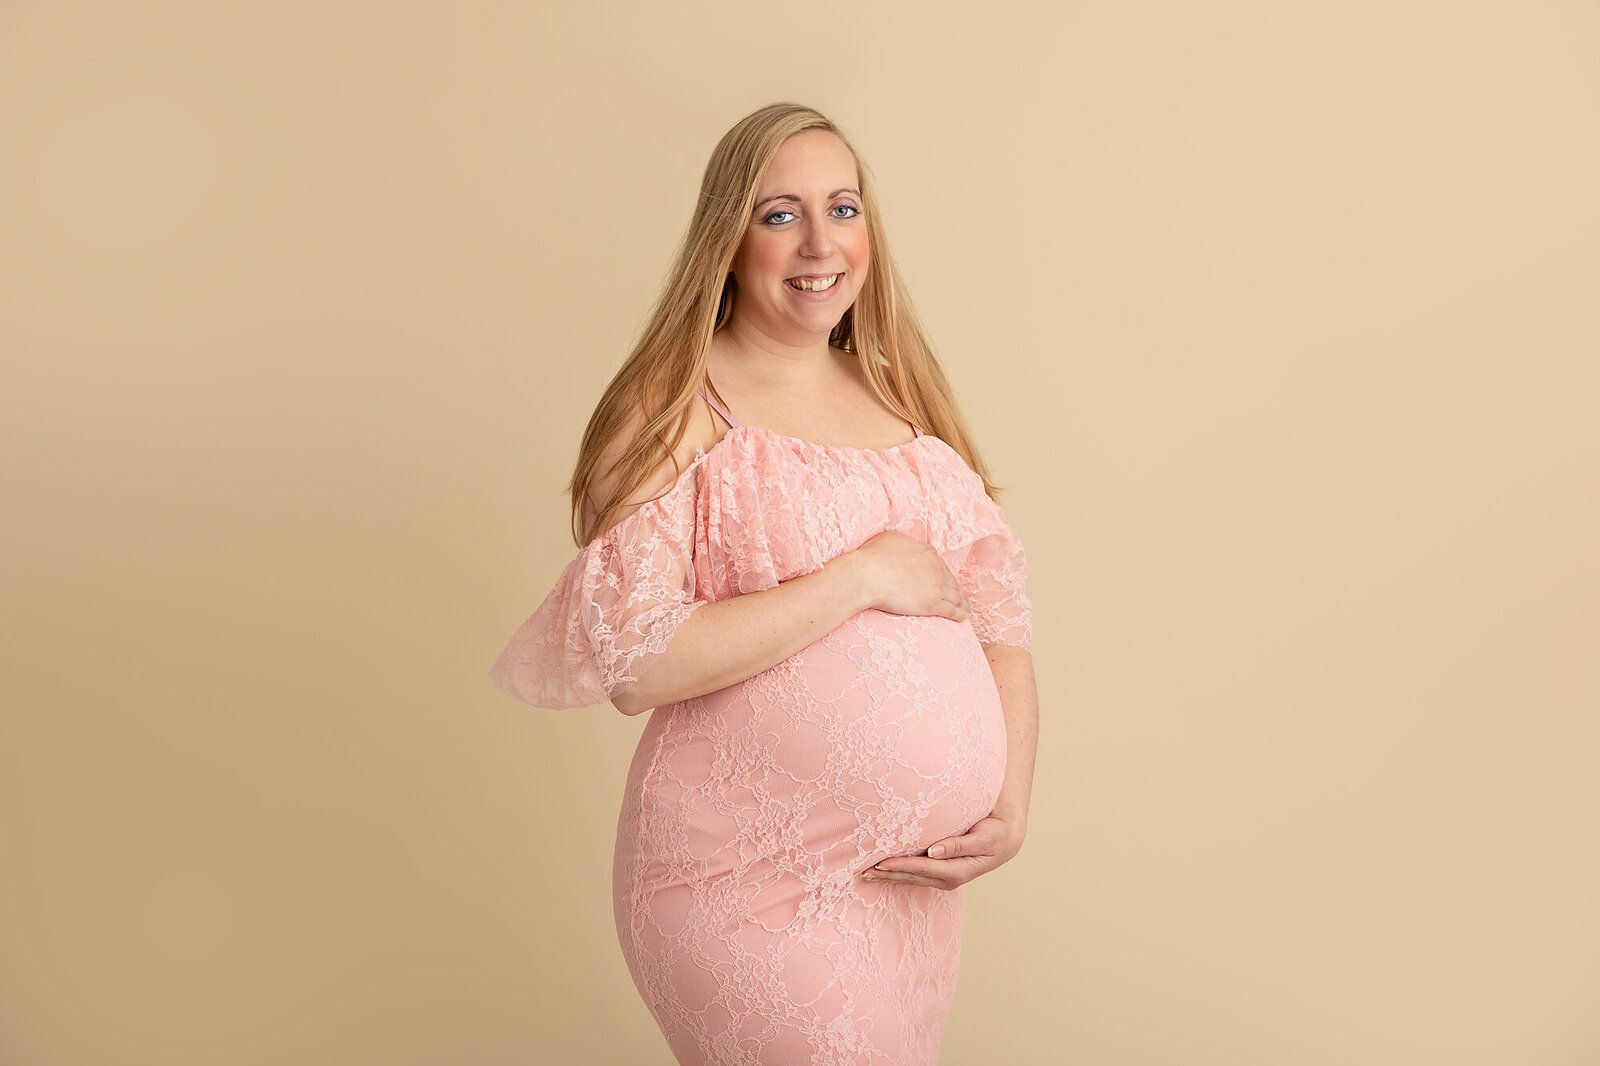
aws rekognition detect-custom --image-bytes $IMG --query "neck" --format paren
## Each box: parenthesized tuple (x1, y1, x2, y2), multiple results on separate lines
(712, 317, 845, 389)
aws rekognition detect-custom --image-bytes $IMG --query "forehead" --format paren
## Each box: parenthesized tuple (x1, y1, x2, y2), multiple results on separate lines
(757, 130, 858, 193)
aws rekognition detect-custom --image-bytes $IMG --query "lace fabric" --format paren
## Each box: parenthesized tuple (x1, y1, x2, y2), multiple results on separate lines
(488, 458, 709, 709)
(489, 426, 1033, 1064)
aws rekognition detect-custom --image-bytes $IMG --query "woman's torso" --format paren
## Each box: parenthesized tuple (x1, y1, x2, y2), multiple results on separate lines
(614, 371, 1008, 899)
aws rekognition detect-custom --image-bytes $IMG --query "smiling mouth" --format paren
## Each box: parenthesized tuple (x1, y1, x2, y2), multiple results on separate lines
(786, 273, 842, 292)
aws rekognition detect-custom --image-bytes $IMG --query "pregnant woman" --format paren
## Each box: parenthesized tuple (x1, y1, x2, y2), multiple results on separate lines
(490, 102, 1039, 1065)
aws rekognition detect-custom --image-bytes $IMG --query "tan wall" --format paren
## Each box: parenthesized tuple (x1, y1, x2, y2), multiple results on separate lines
(2, 2, 1596, 1064)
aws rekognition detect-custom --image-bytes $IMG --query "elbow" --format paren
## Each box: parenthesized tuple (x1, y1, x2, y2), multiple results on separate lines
(611, 660, 676, 716)
(610, 683, 646, 717)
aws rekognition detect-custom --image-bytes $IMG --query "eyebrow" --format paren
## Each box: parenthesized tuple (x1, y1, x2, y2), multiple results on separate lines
(753, 187, 861, 211)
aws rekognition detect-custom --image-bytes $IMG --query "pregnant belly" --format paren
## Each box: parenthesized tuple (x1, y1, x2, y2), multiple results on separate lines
(626, 609, 1008, 902)
(806, 609, 1008, 860)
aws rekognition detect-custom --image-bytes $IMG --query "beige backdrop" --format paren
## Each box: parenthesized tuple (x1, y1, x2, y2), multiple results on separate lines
(2, 2, 1596, 1064)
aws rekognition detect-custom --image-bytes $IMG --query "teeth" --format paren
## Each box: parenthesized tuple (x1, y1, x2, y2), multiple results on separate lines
(787, 273, 840, 292)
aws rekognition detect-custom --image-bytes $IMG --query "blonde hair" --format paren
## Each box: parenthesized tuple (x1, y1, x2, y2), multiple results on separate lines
(568, 101, 1005, 545)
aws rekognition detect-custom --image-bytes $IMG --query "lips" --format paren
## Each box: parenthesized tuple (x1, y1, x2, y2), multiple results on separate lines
(786, 272, 843, 292)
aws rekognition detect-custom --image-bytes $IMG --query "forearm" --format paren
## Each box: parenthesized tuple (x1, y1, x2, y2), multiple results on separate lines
(613, 552, 874, 715)
(984, 644, 1038, 828)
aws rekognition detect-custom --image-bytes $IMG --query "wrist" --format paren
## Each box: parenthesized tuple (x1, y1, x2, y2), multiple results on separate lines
(825, 550, 879, 614)
(991, 802, 1029, 833)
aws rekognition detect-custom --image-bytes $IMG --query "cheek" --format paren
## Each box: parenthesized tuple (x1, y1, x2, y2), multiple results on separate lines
(844, 230, 870, 272)
(736, 231, 789, 280)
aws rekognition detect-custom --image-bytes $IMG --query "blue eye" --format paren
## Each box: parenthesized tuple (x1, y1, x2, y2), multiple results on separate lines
(762, 205, 861, 225)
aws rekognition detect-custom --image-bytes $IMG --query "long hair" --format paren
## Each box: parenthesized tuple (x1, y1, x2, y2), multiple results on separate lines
(568, 101, 1005, 545)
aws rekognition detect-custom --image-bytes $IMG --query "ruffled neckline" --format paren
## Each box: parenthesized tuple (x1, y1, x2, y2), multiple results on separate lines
(586, 423, 949, 549)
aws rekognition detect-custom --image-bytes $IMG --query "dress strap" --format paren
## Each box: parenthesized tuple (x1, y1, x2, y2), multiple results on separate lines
(697, 383, 741, 429)
(911, 421, 924, 438)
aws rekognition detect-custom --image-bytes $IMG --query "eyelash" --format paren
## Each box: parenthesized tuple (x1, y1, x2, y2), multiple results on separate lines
(763, 204, 862, 225)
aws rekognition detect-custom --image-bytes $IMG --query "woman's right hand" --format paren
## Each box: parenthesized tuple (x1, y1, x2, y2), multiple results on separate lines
(849, 530, 971, 621)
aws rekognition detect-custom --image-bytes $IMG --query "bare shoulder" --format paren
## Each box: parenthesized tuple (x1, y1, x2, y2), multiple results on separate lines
(584, 397, 722, 539)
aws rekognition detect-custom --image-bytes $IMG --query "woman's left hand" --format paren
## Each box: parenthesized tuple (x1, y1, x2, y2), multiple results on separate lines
(860, 811, 1026, 890)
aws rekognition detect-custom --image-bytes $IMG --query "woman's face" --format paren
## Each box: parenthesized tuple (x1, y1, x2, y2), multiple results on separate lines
(729, 129, 870, 346)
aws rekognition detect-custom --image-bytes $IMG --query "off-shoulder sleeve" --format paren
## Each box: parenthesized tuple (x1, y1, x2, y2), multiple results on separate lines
(488, 470, 706, 709)
(959, 520, 1033, 651)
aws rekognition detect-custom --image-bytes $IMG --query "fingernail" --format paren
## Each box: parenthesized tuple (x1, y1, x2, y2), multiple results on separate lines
(929, 845, 945, 858)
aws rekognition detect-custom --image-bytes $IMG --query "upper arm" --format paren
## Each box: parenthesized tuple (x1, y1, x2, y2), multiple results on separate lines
(490, 407, 714, 712)
(961, 528, 1033, 651)
(584, 420, 673, 541)
(585, 403, 719, 541)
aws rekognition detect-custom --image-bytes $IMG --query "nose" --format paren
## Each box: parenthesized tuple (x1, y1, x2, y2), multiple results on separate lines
(798, 213, 836, 258)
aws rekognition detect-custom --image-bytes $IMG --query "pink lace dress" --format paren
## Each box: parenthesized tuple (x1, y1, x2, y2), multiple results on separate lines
(490, 386, 1033, 1065)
